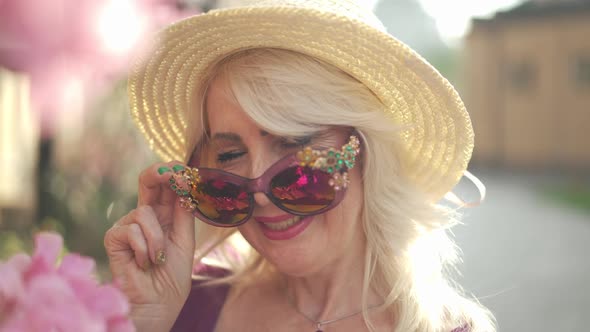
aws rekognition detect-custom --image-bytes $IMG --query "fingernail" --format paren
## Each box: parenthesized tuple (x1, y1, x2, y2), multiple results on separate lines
(172, 165, 185, 173)
(158, 166, 172, 175)
(143, 260, 152, 271)
(156, 250, 166, 265)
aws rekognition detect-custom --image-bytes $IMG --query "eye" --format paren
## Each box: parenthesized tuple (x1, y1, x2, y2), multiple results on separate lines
(279, 136, 312, 148)
(217, 150, 246, 163)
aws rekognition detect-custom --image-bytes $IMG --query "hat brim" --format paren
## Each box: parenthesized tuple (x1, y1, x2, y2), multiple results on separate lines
(128, 6, 473, 201)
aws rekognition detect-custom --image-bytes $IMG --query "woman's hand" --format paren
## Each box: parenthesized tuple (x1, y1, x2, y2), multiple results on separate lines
(104, 162, 196, 332)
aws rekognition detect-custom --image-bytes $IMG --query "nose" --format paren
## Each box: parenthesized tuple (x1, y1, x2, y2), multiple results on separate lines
(253, 192, 272, 207)
(249, 152, 275, 208)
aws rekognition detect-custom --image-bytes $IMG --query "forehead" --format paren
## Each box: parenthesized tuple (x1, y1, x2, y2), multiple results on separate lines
(205, 77, 259, 136)
(202, 76, 345, 145)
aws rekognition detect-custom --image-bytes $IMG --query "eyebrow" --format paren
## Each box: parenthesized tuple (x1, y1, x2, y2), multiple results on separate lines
(212, 130, 269, 142)
(211, 132, 242, 143)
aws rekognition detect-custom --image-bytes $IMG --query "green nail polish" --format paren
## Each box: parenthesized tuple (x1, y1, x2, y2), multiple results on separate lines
(157, 166, 171, 175)
(172, 165, 184, 172)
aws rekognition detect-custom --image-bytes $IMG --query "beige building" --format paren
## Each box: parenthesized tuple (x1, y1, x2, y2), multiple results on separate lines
(464, 0, 590, 170)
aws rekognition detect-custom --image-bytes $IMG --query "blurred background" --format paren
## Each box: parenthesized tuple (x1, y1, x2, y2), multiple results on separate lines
(0, 0, 588, 330)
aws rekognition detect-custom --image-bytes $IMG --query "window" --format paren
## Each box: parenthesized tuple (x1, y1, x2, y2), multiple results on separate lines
(506, 61, 536, 92)
(572, 56, 590, 87)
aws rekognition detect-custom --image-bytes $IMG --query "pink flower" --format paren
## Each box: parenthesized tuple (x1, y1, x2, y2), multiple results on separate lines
(0, 0, 198, 137)
(0, 232, 134, 332)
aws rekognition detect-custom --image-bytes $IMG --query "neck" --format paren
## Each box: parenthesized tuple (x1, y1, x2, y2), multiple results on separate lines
(279, 237, 382, 323)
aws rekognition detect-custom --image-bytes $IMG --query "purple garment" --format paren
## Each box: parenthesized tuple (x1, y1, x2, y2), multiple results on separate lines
(170, 266, 470, 332)
(451, 324, 471, 332)
(170, 266, 231, 332)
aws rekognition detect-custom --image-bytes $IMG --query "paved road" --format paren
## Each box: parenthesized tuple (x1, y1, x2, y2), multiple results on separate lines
(451, 170, 590, 332)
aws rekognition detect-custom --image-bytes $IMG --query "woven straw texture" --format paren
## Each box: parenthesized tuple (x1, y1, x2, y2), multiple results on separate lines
(128, 0, 474, 200)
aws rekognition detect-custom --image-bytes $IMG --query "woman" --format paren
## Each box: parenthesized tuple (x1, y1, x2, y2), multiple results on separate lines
(104, 1, 495, 331)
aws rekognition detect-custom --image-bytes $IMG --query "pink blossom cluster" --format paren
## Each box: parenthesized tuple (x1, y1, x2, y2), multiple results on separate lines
(0, 233, 135, 332)
(0, 0, 197, 137)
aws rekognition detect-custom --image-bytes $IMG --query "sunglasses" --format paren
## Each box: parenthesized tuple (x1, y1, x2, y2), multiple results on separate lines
(168, 135, 361, 227)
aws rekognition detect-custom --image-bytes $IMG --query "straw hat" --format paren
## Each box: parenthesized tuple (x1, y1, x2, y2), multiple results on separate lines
(128, 0, 474, 201)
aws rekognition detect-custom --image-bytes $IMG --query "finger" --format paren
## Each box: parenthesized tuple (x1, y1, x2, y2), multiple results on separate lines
(105, 222, 151, 271)
(137, 161, 185, 206)
(160, 161, 186, 206)
(121, 206, 167, 265)
(170, 201, 197, 248)
(127, 224, 151, 270)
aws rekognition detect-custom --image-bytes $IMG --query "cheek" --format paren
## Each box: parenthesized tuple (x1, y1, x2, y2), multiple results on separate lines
(237, 222, 262, 251)
(335, 170, 364, 229)
(342, 167, 363, 213)
(317, 170, 364, 232)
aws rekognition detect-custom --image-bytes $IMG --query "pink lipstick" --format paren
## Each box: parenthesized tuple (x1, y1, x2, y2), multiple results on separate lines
(256, 215, 314, 240)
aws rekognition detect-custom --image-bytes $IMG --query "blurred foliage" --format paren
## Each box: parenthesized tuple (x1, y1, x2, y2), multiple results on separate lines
(1, 79, 157, 270)
(0, 218, 69, 260)
(426, 47, 461, 88)
(49, 79, 157, 265)
(541, 183, 590, 214)
(0, 231, 27, 260)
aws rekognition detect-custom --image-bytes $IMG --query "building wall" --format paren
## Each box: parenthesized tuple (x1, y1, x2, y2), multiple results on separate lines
(464, 23, 503, 166)
(464, 12, 590, 170)
(501, 18, 557, 167)
(552, 15, 590, 167)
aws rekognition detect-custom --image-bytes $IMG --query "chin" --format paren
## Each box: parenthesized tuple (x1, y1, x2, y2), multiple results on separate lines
(268, 253, 323, 278)
(239, 214, 334, 274)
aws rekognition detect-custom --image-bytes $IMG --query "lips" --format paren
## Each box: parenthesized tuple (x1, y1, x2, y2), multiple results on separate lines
(261, 216, 302, 230)
(255, 214, 314, 240)
(254, 214, 294, 223)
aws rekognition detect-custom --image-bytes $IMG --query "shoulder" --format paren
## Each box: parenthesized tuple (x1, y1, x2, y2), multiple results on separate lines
(170, 264, 232, 332)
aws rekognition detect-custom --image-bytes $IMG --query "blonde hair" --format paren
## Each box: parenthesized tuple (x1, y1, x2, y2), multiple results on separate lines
(185, 48, 496, 332)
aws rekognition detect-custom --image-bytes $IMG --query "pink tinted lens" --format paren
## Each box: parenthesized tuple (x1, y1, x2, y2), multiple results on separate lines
(193, 178, 250, 225)
(270, 166, 335, 213)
